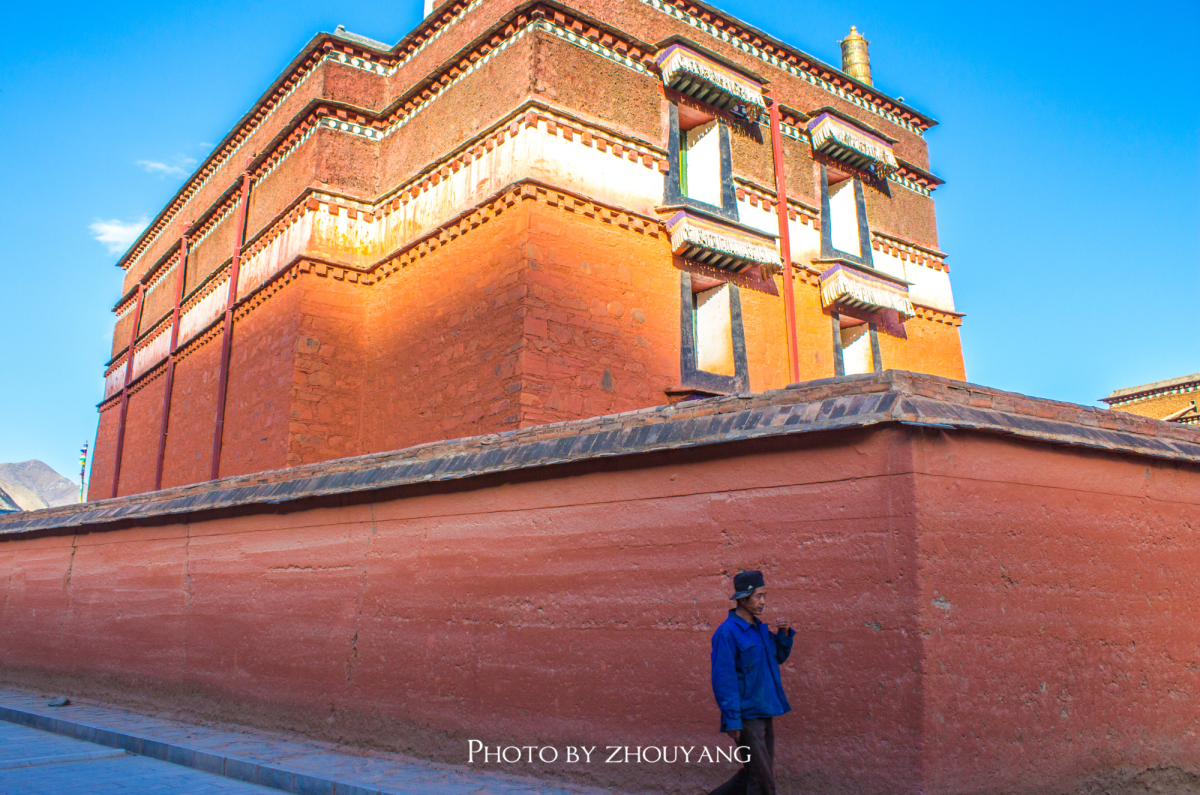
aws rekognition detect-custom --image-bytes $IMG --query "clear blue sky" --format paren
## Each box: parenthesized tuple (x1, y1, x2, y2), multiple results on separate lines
(0, 0, 1196, 484)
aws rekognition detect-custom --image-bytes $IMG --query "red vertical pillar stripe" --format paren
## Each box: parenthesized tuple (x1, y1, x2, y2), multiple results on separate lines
(210, 163, 254, 481)
(110, 283, 146, 499)
(767, 92, 801, 384)
(153, 232, 189, 491)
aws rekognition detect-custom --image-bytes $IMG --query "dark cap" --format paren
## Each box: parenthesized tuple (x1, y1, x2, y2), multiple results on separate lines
(731, 570, 765, 600)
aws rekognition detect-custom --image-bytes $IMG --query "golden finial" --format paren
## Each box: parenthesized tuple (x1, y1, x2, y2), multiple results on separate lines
(839, 26, 872, 86)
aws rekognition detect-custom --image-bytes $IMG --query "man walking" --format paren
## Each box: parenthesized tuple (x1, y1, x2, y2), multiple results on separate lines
(707, 570, 793, 795)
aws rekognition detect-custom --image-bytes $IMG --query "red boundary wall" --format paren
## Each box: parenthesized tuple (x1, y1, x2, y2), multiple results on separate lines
(3, 373, 1198, 794)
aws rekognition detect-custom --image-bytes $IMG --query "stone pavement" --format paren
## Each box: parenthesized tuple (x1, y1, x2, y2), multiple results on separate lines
(0, 720, 280, 794)
(0, 689, 617, 795)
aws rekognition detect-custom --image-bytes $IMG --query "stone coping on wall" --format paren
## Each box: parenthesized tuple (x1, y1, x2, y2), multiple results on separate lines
(4, 371, 1199, 538)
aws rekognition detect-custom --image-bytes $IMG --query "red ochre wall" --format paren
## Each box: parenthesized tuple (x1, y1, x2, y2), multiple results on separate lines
(288, 275, 367, 467)
(359, 201, 533, 453)
(116, 374, 167, 497)
(86, 404, 120, 502)
(915, 433, 1200, 794)
(6, 426, 1198, 795)
(517, 201, 684, 424)
(878, 313, 966, 381)
(160, 331, 223, 489)
(93, 189, 966, 499)
(217, 279, 303, 478)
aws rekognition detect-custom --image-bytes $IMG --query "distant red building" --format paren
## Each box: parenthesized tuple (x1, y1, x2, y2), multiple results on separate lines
(1102, 372, 1200, 426)
(90, 0, 963, 500)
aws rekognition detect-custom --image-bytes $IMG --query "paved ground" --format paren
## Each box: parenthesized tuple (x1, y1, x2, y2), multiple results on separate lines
(0, 720, 280, 794)
(0, 689, 614, 795)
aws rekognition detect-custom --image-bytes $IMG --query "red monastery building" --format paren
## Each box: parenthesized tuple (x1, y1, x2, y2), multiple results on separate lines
(9, 3, 1195, 795)
(89, 0, 963, 500)
(1102, 372, 1200, 426)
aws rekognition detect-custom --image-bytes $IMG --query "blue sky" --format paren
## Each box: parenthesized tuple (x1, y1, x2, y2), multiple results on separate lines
(0, 0, 1196, 484)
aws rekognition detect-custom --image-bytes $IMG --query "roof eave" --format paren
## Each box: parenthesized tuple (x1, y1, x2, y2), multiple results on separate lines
(680, 0, 938, 129)
(112, 31, 350, 271)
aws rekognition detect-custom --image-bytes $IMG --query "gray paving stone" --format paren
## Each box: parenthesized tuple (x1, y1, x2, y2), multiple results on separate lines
(0, 748, 126, 770)
(256, 764, 295, 791)
(0, 688, 629, 795)
(294, 771, 335, 795)
(225, 756, 258, 783)
(0, 730, 280, 795)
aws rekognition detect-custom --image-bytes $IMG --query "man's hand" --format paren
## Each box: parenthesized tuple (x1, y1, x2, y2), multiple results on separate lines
(724, 729, 741, 743)
(775, 617, 791, 634)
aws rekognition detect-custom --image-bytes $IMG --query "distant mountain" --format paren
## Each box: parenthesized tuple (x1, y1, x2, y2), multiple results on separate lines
(0, 461, 79, 509)
(0, 480, 48, 511)
(0, 485, 20, 513)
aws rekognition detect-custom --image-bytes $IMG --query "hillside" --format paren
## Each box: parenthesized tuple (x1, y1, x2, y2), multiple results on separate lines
(0, 480, 49, 511)
(0, 460, 79, 509)
(0, 485, 20, 513)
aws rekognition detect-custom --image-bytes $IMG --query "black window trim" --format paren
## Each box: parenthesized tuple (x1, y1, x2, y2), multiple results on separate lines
(664, 102, 740, 222)
(678, 270, 750, 393)
(818, 164, 875, 269)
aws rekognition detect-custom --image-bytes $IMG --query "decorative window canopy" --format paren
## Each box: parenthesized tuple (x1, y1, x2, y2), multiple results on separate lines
(665, 210, 779, 274)
(808, 112, 898, 176)
(819, 263, 914, 318)
(657, 44, 766, 111)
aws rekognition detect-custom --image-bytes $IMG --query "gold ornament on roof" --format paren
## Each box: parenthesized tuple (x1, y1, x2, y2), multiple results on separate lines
(839, 26, 872, 86)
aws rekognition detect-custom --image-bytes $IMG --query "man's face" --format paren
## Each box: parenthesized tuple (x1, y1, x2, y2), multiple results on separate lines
(741, 588, 767, 617)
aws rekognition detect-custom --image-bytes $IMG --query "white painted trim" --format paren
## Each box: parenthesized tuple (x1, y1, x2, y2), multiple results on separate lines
(103, 364, 127, 400)
(1107, 382, 1200, 407)
(176, 279, 230, 351)
(872, 247, 954, 312)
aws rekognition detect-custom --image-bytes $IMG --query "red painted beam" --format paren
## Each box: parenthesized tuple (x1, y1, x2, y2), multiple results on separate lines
(767, 91, 800, 385)
(153, 233, 189, 491)
(210, 163, 254, 481)
(110, 283, 146, 499)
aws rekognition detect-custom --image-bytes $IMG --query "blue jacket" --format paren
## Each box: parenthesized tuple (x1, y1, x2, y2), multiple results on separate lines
(710, 610, 793, 731)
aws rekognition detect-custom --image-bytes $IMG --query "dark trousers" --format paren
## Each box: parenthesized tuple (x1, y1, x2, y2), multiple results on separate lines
(707, 717, 775, 795)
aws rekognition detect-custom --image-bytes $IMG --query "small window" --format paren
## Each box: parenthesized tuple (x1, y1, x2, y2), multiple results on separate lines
(834, 315, 882, 376)
(666, 103, 737, 220)
(839, 320, 872, 375)
(680, 119, 722, 207)
(678, 271, 749, 393)
(693, 282, 735, 376)
(818, 164, 874, 268)
(827, 177, 861, 257)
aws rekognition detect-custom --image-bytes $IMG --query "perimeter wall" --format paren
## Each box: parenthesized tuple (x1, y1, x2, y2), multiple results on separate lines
(2, 423, 1197, 795)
